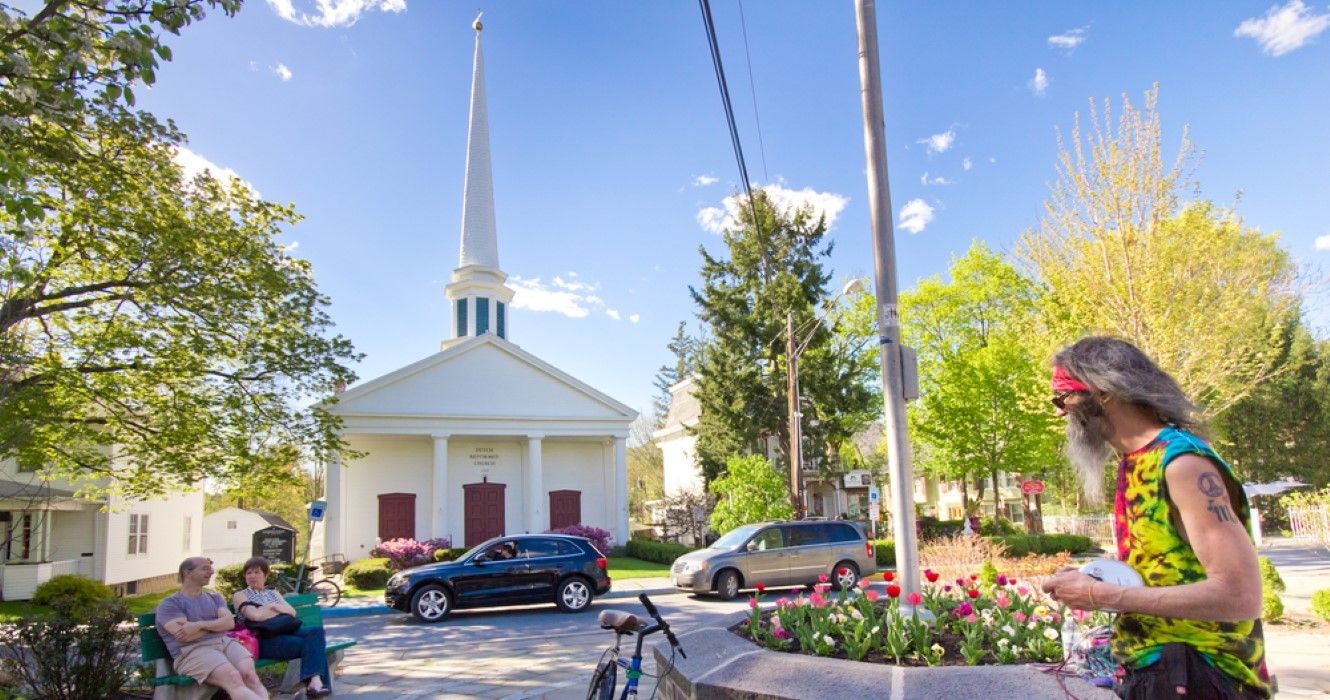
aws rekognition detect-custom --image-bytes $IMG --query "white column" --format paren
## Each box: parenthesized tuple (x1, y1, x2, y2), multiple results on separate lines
(614, 436, 629, 547)
(325, 451, 345, 557)
(527, 434, 544, 533)
(432, 434, 450, 541)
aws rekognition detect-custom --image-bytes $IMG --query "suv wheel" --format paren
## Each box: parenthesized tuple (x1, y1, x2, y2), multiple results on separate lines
(831, 561, 860, 591)
(410, 583, 452, 623)
(715, 569, 741, 600)
(556, 577, 593, 612)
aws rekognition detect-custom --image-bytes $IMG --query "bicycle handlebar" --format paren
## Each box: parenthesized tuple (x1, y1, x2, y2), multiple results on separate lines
(638, 594, 686, 659)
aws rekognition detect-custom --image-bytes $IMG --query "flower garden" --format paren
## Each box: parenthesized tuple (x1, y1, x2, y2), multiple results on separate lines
(736, 539, 1113, 668)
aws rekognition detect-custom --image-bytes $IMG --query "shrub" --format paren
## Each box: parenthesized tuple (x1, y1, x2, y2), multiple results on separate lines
(980, 517, 1021, 536)
(31, 575, 113, 616)
(989, 534, 1093, 556)
(1311, 589, 1330, 623)
(916, 516, 966, 539)
(1261, 590, 1284, 621)
(0, 600, 134, 699)
(212, 562, 310, 597)
(369, 538, 453, 571)
(547, 524, 613, 554)
(433, 547, 469, 562)
(873, 539, 896, 567)
(1258, 556, 1285, 593)
(626, 538, 694, 564)
(344, 558, 393, 589)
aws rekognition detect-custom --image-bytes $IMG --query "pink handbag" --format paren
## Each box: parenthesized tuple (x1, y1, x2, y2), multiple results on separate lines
(226, 626, 260, 658)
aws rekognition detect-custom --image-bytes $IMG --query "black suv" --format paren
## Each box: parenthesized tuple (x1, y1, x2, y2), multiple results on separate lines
(384, 534, 612, 622)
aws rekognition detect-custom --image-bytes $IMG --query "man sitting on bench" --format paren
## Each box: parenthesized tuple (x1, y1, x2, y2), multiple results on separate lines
(155, 557, 267, 700)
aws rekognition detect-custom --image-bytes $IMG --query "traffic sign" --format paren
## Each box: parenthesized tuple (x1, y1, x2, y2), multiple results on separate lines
(308, 499, 328, 522)
(1020, 480, 1045, 496)
(868, 485, 880, 503)
(868, 503, 881, 521)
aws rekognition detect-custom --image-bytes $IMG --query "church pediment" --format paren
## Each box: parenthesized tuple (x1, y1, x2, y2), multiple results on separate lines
(330, 335, 635, 420)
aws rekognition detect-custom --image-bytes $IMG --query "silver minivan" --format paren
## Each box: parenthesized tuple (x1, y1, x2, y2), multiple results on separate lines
(670, 520, 877, 600)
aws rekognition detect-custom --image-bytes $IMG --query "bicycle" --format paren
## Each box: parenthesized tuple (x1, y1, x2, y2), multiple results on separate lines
(272, 565, 342, 608)
(585, 593, 687, 700)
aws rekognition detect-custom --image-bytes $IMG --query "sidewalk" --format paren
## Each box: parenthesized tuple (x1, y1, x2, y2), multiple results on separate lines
(1258, 538, 1330, 698)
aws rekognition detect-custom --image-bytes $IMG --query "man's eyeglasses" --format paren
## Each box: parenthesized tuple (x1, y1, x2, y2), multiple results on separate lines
(1051, 390, 1079, 410)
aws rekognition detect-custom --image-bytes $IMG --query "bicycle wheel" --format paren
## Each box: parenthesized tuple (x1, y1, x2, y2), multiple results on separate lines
(272, 575, 296, 596)
(309, 579, 342, 607)
(585, 656, 617, 700)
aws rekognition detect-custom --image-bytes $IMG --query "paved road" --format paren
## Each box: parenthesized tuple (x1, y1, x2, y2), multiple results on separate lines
(322, 585, 747, 699)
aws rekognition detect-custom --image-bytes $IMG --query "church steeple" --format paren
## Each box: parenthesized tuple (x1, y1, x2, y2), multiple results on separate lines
(445, 14, 514, 347)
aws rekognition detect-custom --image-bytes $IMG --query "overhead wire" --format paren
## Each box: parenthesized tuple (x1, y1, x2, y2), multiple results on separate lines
(697, 0, 762, 235)
(736, 0, 769, 183)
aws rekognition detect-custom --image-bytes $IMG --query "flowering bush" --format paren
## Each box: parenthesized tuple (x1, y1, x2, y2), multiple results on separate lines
(547, 524, 613, 554)
(369, 537, 453, 570)
(738, 566, 1077, 666)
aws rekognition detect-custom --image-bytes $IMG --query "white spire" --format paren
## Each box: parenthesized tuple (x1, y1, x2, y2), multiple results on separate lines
(458, 15, 499, 270)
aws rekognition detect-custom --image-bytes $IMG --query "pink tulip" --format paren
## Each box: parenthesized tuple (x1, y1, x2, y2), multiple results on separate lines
(995, 594, 1011, 609)
(776, 597, 790, 608)
(965, 613, 978, 624)
(810, 592, 827, 608)
(858, 577, 872, 589)
(1012, 611, 1027, 623)
(748, 597, 758, 609)
(865, 590, 880, 602)
(814, 583, 832, 595)
(773, 625, 792, 640)
(906, 592, 923, 606)
(819, 574, 830, 583)
(1016, 586, 1030, 597)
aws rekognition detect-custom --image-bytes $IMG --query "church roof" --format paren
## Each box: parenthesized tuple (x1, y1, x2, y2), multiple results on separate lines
(457, 22, 500, 270)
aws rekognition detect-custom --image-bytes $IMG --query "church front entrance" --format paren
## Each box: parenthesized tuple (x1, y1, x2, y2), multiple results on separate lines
(463, 481, 506, 546)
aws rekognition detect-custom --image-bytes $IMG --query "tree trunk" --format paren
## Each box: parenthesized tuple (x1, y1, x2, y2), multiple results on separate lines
(991, 471, 1001, 521)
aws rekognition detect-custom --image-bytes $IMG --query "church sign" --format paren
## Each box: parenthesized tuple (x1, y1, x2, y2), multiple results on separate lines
(252, 525, 295, 563)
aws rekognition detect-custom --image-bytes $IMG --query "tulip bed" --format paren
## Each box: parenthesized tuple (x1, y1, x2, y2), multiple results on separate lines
(736, 568, 1100, 667)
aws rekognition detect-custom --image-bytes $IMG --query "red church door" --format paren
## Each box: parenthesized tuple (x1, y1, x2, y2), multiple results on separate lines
(548, 490, 582, 530)
(377, 493, 416, 542)
(463, 482, 506, 547)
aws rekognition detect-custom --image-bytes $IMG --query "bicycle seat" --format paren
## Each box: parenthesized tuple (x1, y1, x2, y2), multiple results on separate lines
(597, 610, 642, 633)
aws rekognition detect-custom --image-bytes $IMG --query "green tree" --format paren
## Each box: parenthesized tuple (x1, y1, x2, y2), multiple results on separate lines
(627, 410, 664, 522)
(1, 1, 360, 499)
(1214, 325, 1330, 488)
(1018, 86, 1299, 419)
(206, 464, 322, 552)
(901, 241, 1062, 517)
(708, 454, 794, 534)
(651, 321, 696, 429)
(689, 191, 877, 485)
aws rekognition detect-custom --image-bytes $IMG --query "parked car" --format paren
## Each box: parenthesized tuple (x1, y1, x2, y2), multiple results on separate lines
(670, 520, 877, 599)
(385, 534, 611, 622)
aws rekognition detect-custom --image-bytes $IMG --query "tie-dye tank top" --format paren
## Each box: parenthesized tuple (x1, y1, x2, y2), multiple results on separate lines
(1111, 425, 1269, 697)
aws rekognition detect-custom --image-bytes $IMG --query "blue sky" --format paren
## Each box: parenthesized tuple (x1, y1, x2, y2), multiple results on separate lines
(131, 0, 1330, 416)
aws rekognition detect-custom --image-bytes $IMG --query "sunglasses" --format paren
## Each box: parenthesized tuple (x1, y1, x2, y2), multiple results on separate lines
(1051, 390, 1080, 410)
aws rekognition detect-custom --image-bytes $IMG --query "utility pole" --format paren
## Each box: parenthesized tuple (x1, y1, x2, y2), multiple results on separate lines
(786, 311, 803, 516)
(855, 0, 922, 605)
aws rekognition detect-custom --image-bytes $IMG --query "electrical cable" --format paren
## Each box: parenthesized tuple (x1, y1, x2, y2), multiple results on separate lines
(697, 0, 761, 233)
(736, 0, 769, 183)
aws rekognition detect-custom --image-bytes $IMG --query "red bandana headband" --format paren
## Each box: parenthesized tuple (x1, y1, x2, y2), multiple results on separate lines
(1052, 365, 1091, 393)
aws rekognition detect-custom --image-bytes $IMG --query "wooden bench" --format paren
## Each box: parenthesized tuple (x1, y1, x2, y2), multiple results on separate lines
(137, 593, 357, 699)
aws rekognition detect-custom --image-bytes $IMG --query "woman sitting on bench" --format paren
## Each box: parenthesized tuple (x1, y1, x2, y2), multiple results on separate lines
(234, 556, 332, 697)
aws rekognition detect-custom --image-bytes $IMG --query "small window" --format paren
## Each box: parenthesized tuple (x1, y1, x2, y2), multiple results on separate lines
(456, 298, 468, 337)
(518, 538, 562, 559)
(128, 514, 148, 555)
(555, 540, 581, 556)
(497, 301, 506, 338)
(183, 516, 192, 550)
(475, 296, 490, 335)
(750, 528, 785, 551)
(226, 520, 237, 529)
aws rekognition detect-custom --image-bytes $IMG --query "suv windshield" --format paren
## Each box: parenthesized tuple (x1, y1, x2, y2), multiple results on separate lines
(711, 524, 762, 550)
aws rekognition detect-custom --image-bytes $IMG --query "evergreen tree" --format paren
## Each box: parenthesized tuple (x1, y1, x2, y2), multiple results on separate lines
(651, 321, 696, 428)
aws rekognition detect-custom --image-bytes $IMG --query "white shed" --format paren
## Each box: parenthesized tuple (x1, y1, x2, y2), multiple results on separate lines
(202, 507, 297, 569)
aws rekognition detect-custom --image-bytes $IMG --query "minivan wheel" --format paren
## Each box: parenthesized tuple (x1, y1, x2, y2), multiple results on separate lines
(410, 583, 452, 623)
(556, 577, 593, 612)
(831, 561, 860, 591)
(715, 569, 741, 600)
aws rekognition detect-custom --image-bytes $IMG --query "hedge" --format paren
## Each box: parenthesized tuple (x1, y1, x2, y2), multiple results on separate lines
(872, 539, 896, 567)
(626, 538, 694, 564)
(989, 534, 1094, 556)
(32, 574, 114, 615)
(343, 558, 392, 589)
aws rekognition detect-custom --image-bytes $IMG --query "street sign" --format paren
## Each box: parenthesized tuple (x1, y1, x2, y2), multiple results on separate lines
(868, 485, 880, 503)
(1021, 480, 1045, 496)
(308, 499, 328, 522)
(868, 503, 880, 521)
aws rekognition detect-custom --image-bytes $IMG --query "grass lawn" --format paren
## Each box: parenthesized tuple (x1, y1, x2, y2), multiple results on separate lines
(607, 557, 671, 579)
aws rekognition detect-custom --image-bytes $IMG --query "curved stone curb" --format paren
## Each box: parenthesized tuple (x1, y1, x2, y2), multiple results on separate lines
(650, 611, 1116, 700)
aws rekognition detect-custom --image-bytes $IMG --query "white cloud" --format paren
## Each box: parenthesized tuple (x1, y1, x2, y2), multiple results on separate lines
(272, 63, 293, 81)
(1029, 68, 1049, 96)
(696, 183, 849, 234)
(1048, 27, 1088, 51)
(692, 174, 719, 187)
(629, 314, 641, 324)
(172, 146, 257, 193)
(508, 276, 605, 318)
(1315, 234, 1330, 250)
(606, 309, 621, 320)
(962, 157, 973, 172)
(898, 199, 935, 235)
(989, 156, 997, 164)
(1235, 0, 1330, 56)
(920, 172, 953, 186)
(917, 130, 956, 155)
(266, 0, 406, 28)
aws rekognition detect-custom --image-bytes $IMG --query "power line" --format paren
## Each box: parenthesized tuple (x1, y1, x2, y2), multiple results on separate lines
(736, 0, 770, 183)
(697, 0, 761, 233)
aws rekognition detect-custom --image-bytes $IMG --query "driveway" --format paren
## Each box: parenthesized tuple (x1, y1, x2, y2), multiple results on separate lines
(322, 584, 747, 699)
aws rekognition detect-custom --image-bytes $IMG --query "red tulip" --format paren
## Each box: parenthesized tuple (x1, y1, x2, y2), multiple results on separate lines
(755, 582, 767, 594)
(883, 571, 895, 582)
(967, 588, 980, 599)
(886, 584, 902, 598)
(924, 569, 939, 583)
(969, 574, 979, 581)
(818, 573, 829, 583)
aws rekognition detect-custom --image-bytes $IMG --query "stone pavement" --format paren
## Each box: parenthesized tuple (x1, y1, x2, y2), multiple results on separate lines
(1257, 538, 1330, 698)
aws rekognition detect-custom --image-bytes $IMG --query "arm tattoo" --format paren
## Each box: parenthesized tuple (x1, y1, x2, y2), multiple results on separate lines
(1198, 471, 1235, 522)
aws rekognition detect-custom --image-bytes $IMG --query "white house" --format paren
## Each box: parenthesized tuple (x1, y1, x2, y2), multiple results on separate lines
(203, 507, 297, 569)
(0, 458, 202, 601)
(322, 22, 635, 562)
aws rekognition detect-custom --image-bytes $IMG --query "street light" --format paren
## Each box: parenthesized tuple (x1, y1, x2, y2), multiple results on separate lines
(786, 278, 865, 516)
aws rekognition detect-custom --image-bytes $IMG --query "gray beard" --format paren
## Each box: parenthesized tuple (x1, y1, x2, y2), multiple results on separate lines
(1065, 407, 1114, 507)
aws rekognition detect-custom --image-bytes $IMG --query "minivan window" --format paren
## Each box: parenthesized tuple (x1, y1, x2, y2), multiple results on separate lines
(828, 523, 860, 542)
(749, 527, 784, 551)
(712, 524, 762, 550)
(784, 523, 826, 547)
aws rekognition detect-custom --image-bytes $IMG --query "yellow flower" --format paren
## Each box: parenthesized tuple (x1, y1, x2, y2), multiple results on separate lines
(1033, 605, 1050, 618)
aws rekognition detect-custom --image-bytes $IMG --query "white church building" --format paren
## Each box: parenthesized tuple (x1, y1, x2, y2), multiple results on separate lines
(323, 21, 636, 561)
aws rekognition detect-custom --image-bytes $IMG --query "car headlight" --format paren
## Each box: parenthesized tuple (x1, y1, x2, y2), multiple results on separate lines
(386, 574, 404, 590)
(680, 560, 708, 574)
